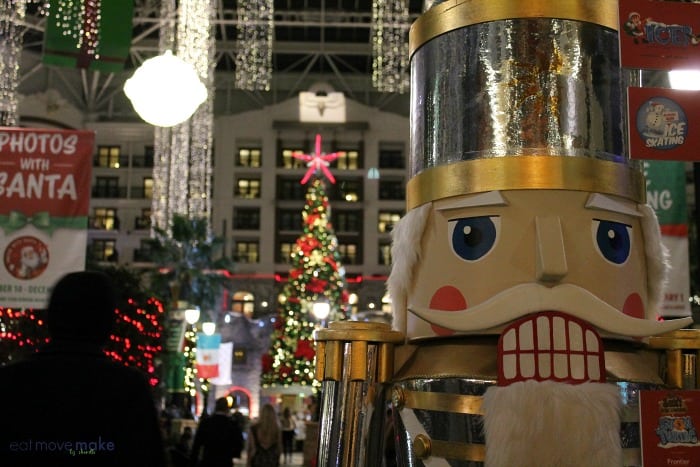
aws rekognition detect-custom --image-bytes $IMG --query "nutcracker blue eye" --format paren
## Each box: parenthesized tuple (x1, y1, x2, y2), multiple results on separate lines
(593, 219, 631, 264)
(448, 216, 500, 261)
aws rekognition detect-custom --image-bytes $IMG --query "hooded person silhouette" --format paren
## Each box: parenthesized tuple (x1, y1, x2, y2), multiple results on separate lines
(0, 271, 167, 467)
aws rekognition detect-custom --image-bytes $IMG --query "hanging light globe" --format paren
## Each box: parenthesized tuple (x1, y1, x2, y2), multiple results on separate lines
(124, 51, 207, 127)
(668, 69, 700, 91)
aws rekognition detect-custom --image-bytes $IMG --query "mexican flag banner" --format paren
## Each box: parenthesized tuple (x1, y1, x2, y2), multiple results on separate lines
(43, 0, 133, 72)
(196, 333, 221, 379)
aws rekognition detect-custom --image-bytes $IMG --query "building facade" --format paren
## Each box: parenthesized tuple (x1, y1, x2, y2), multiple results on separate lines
(80, 96, 409, 322)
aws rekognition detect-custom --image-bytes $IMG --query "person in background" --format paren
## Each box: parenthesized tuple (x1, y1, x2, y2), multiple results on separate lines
(190, 397, 244, 467)
(279, 407, 296, 464)
(0, 271, 167, 467)
(247, 403, 281, 467)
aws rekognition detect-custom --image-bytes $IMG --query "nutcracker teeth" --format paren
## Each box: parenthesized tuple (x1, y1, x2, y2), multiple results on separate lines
(499, 312, 604, 385)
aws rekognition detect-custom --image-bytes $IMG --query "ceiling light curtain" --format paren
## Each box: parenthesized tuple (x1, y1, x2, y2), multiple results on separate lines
(151, 0, 214, 235)
(371, 0, 409, 94)
(234, 0, 273, 91)
(1, 0, 28, 126)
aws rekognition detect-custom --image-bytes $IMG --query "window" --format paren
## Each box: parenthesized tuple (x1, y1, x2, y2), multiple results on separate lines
(233, 208, 261, 230)
(277, 179, 306, 200)
(329, 179, 362, 202)
(143, 177, 153, 199)
(278, 209, 302, 231)
(379, 145, 405, 169)
(135, 208, 151, 230)
(333, 210, 362, 233)
(277, 242, 296, 263)
(133, 146, 154, 168)
(231, 291, 255, 317)
(93, 177, 121, 198)
(233, 348, 247, 364)
(335, 149, 360, 170)
(233, 240, 259, 263)
(338, 243, 359, 265)
(237, 147, 262, 167)
(378, 211, 403, 233)
(92, 208, 118, 230)
(133, 239, 153, 262)
(379, 242, 392, 265)
(279, 147, 307, 169)
(379, 179, 405, 200)
(96, 145, 121, 168)
(91, 239, 117, 262)
(381, 292, 392, 314)
(235, 178, 261, 198)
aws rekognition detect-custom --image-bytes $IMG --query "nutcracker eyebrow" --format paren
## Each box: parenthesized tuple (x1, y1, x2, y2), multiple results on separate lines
(436, 190, 507, 212)
(585, 193, 642, 217)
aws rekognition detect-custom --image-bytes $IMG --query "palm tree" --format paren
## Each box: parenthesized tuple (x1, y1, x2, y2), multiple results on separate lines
(146, 214, 234, 321)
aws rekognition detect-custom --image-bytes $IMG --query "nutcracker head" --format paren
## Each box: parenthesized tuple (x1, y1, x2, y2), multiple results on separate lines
(388, 0, 693, 346)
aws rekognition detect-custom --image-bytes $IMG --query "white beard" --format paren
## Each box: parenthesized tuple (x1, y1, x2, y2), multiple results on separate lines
(482, 380, 622, 467)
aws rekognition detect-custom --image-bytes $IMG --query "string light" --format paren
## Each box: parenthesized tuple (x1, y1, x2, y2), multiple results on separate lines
(261, 178, 348, 388)
(234, 0, 273, 91)
(152, 0, 214, 233)
(0, 296, 164, 386)
(0, 1, 48, 126)
(371, 0, 410, 93)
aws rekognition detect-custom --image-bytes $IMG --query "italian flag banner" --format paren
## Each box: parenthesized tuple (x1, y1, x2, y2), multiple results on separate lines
(43, 0, 133, 72)
(645, 160, 691, 318)
(196, 333, 221, 379)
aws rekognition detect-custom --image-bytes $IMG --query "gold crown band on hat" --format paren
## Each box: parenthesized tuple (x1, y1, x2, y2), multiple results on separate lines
(405, 156, 646, 211)
(409, 0, 619, 57)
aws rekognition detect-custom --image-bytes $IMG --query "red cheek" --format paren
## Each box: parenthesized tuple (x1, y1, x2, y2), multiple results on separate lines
(429, 286, 467, 336)
(622, 293, 645, 320)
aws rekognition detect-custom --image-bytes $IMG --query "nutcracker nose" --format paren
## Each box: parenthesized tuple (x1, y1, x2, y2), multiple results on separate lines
(535, 216, 568, 283)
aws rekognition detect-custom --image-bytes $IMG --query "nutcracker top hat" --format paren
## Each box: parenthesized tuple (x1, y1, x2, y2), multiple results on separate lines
(405, 0, 645, 211)
(388, 0, 694, 340)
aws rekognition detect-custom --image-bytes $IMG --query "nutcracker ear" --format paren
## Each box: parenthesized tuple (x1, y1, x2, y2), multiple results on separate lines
(640, 203, 669, 318)
(387, 202, 432, 336)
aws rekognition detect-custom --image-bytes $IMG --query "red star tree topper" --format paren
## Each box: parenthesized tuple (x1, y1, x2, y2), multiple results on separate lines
(293, 134, 339, 184)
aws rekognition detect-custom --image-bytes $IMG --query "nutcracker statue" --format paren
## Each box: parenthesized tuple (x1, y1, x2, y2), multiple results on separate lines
(314, 1, 694, 466)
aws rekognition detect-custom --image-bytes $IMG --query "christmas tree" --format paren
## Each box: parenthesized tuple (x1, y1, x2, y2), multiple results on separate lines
(262, 169, 349, 388)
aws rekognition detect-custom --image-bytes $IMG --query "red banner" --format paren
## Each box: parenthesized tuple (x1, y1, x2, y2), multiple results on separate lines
(619, 0, 700, 71)
(640, 390, 700, 466)
(0, 127, 95, 309)
(628, 87, 700, 161)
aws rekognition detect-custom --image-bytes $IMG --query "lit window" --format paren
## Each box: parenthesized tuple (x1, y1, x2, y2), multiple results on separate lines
(379, 243, 392, 265)
(280, 148, 306, 169)
(97, 146, 121, 168)
(278, 242, 295, 263)
(92, 208, 118, 230)
(91, 239, 117, 262)
(234, 241, 259, 263)
(235, 178, 261, 198)
(338, 243, 359, 265)
(378, 211, 403, 233)
(336, 150, 360, 170)
(237, 147, 262, 167)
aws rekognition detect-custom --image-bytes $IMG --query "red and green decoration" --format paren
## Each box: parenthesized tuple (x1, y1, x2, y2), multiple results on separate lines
(261, 136, 349, 387)
(43, 0, 133, 72)
(0, 269, 166, 386)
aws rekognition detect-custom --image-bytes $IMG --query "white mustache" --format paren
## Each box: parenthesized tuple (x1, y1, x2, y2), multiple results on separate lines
(408, 283, 692, 337)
